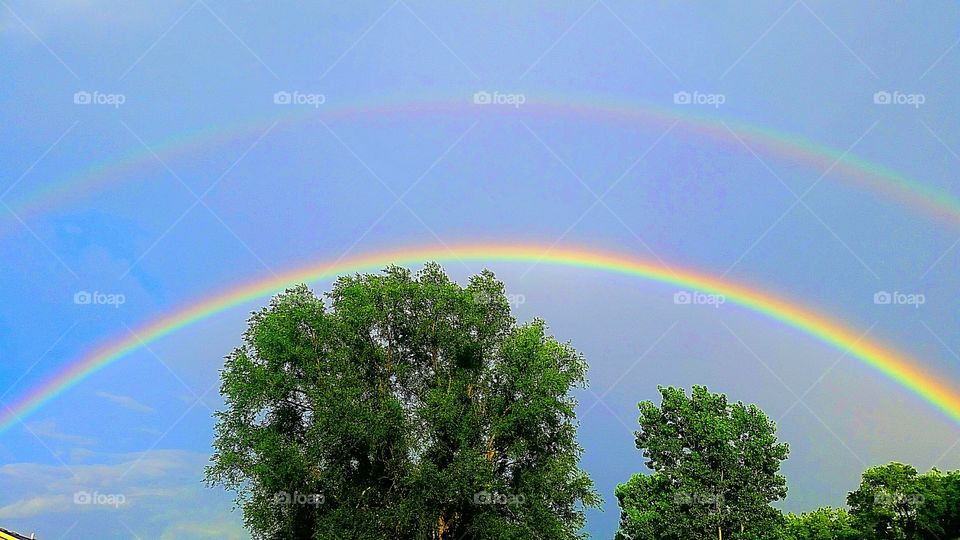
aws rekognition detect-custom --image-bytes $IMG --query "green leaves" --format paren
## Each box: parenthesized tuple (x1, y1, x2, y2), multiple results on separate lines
(618, 386, 960, 540)
(618, 386, 789, 540)
(206, 265, 598, 539)
(782, 508, 858, 540)
(846, 463, 960, 540)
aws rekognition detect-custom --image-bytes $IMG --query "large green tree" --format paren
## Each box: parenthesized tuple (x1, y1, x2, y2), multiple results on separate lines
(615, 386, 789, 540)
(206, 264, 599, 539)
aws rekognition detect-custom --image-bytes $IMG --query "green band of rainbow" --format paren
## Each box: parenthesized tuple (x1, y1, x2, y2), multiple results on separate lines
(4, 95, 960, 234)
(2, 243, 958, 432)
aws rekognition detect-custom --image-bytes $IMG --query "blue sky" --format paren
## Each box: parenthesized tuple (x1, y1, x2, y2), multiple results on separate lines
(1, 1, 959, 538)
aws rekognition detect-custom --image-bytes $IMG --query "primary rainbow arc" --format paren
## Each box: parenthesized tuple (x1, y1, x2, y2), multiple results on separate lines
(2, 243, 959, 433)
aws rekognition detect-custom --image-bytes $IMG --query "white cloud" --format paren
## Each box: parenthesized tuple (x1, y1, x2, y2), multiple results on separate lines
(0, 450, 248, 539)
(23, 419, 96, 446)
(0, 494, 71, 519)
(159, 521, 248, 540)
(96, 391, 155, 414)
(1, 1, 193, 41)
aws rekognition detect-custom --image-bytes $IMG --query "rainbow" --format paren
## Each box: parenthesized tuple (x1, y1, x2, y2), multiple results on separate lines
(3, 94, 960, 233)
(3, 243, 959, 432)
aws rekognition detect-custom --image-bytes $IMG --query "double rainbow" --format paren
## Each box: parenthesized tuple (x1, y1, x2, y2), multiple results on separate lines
(2, 243, 958, 432)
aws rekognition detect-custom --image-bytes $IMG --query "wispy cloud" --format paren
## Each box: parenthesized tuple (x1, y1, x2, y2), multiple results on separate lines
(1, 1, 192, 41)
(0, 493, 71, 519)
(24, 419, 95, 446)
(0, 450, 246, 538)
(96, 391, 155, 414)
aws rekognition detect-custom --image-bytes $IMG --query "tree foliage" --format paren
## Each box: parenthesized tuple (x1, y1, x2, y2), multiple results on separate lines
(847, 463, 960, 540)
(781, 508, 858, 540)
(206, 264, 599, 539)
(615, 386, 789, 540)
(773, 464, 960, 540)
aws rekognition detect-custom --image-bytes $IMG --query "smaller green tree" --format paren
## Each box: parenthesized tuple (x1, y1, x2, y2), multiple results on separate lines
(847, 463, 958, 540)
(781, 507, 858, 540)
(615, 386, 789, 540)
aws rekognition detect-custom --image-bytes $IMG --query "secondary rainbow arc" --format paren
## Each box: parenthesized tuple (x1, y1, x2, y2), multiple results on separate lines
(2, 243, 959, 433)
(3, 95, 960, 234)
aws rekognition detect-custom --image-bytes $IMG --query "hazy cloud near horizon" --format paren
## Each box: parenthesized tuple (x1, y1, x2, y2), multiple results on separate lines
(0, 449, 247, 538)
